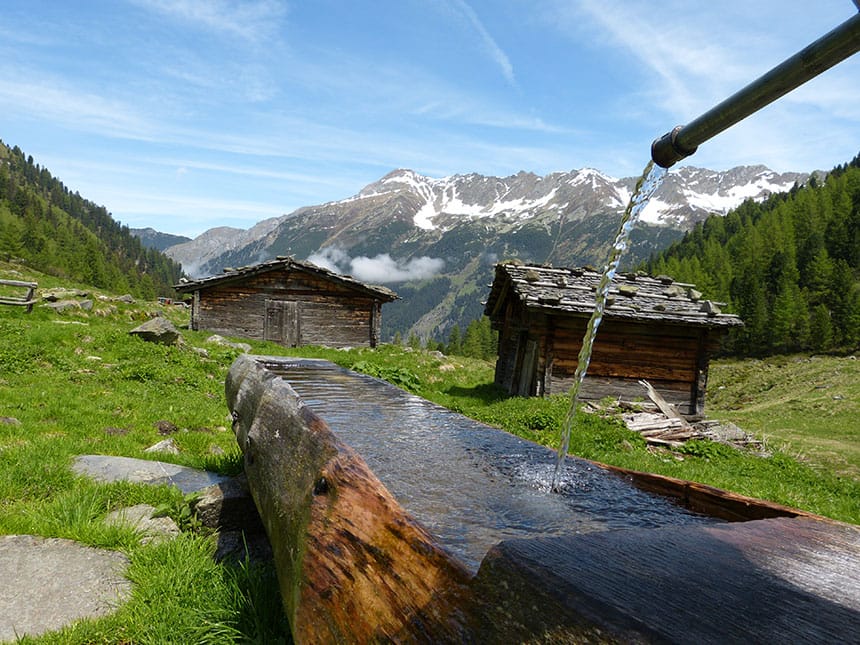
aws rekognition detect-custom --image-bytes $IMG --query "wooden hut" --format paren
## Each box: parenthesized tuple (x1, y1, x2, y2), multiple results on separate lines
(483, 263, 743, 415)
(174, 257, 397, 348)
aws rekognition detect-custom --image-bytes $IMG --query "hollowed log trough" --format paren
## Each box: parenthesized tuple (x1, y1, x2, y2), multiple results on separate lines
(227, 355, 860, 643)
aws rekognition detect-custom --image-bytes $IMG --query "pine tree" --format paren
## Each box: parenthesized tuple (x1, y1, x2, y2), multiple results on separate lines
(446, 324, 462, 355)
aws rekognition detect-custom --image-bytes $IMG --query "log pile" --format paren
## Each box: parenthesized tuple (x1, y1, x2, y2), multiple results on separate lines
(583, 379, 767, 453)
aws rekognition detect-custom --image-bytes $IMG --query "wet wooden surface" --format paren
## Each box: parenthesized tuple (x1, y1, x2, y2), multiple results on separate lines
(473, 516, 860, 643)
(228, 355, 473, 644)
(229, 354, 859, 643)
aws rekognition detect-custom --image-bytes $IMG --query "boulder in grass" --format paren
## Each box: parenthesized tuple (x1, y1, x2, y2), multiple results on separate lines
(144, 438, 180, 455)
(206, 334, 251, 353)
(129, 317, 180, 345)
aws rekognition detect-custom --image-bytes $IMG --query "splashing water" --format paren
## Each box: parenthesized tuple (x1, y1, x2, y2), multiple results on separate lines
(551, 160, 668, 491)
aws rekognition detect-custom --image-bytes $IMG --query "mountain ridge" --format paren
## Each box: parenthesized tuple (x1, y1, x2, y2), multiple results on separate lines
(161, 164, 809, 340)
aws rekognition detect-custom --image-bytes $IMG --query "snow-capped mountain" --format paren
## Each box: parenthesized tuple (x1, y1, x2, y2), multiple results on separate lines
(164, 164, 807, 339)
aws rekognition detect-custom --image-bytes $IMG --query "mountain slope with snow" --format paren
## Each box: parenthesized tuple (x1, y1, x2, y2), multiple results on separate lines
(165, 164, 808, 338)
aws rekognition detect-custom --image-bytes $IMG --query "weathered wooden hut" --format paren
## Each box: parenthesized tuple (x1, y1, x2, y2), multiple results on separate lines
(174, 257, 397, 348)
(484, 263, 743, 414)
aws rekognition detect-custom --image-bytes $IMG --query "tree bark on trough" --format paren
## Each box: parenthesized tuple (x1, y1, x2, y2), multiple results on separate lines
(226, 355, 474, 643)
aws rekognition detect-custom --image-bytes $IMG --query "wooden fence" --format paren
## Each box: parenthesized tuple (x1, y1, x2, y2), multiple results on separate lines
(0, 279, 38, 313)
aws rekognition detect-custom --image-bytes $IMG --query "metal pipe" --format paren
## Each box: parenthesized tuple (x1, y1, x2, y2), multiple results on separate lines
(652, 11, 860, 168)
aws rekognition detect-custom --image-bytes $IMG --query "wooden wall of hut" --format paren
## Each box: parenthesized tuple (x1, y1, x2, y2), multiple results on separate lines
(191, 268, 383, 348)
(494, 309, 721, 415)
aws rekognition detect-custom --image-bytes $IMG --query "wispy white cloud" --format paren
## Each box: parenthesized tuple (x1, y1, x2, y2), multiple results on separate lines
(0, 76, 154, 140)
(273, 49, 554, 133)
(444, 0, 516, 87)
(308, 247, 446, 283)
(129, 0, 288, 43)
(539, 0, 860, 172)
(569, 0, 751, 118)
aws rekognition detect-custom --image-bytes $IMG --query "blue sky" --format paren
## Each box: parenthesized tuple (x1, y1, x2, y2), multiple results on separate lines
(2, 1, 858, 238)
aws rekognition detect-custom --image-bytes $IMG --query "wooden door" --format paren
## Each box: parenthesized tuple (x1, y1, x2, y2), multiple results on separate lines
(264, 300, 300, 346)
(517, 339, 538, 396)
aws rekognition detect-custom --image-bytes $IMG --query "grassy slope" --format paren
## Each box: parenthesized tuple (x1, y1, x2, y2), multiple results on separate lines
(708, 354, 860, 479)
(0, 262, 289, 644)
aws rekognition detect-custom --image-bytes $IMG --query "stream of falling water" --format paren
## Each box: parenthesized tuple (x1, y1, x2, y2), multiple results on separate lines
(551, 160, 668, 491)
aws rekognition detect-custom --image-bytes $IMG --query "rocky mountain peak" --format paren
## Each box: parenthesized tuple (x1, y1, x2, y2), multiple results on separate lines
(162, 162, 809, 339)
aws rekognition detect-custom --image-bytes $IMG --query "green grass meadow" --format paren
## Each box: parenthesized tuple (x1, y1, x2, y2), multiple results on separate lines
(0, 262, 857, 643)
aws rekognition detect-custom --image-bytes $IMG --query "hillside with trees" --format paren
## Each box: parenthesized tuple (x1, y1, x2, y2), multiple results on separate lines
(0, 141, 182, 297)
(646, 155, 860, 356)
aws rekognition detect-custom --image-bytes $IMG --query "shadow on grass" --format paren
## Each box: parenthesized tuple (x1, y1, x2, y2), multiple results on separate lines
(442, 382, 509, 406)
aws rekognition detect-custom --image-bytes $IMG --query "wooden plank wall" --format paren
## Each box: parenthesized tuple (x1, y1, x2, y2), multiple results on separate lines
(545, 318, 703, 412)
(493, 301, 717, 413)
(548, 319, 696, 379)
(194, 268, 381, 347)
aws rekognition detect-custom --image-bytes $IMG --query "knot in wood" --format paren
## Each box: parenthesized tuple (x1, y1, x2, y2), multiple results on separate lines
(313, 476, 329, 496)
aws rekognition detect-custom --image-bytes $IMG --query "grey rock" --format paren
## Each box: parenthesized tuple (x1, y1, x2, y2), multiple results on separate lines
(190, 475, 264, 532)
(0, 535, 130, 642)
(104, 504, 180, 544)
(206, 334, 251, 353)
(73, 454, 230, 495)
(113, 294, 135, 304)
(0, 417, 21, 426)
(43, 299, 81, 313)
(144, 438, 180, 455)
(129, 317, 180, 345)
(700, 300, 722, 315)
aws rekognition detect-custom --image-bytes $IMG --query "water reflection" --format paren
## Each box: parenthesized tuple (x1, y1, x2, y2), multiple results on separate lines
(266, 358, 719, 572)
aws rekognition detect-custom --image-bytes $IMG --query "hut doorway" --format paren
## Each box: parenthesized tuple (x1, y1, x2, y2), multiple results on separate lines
(516, 337, 538, 396)
(264, 299, 300, 346)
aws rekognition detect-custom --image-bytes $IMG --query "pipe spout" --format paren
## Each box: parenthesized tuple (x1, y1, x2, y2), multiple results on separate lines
(652, 11, 860, 168)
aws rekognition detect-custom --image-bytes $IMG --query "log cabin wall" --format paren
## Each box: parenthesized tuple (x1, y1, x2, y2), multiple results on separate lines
(178, 259, 395, 349)
(495, 307, 716, 413)
(493, 298, 535, 394)
(543, 317, 710, 414)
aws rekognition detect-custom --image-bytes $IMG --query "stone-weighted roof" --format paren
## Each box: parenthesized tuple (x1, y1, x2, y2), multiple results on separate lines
(174, 256, 398, 301)
(485, 263, 743, 328)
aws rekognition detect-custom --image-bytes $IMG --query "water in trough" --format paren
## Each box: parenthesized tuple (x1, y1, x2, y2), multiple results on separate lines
(263, 357, 721, 573)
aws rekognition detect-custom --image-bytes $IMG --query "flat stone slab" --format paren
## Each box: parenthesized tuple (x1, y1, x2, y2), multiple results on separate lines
(0, 535, 130, 641)
(73, 455, 230, 495)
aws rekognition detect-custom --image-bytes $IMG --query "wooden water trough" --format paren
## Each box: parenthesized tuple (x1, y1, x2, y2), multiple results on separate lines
(227, 354, 860, 643)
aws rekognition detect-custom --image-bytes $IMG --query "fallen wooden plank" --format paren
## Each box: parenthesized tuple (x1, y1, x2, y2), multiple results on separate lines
(645, 437, 685, 448)
(0, 279, 37, 289)
(639, 379, 689, 424)
(0, 298, 38, 306)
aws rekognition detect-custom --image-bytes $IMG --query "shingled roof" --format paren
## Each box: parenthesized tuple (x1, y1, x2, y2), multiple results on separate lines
(485, 263, 743, 328)
(174, 256, 398, 301)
